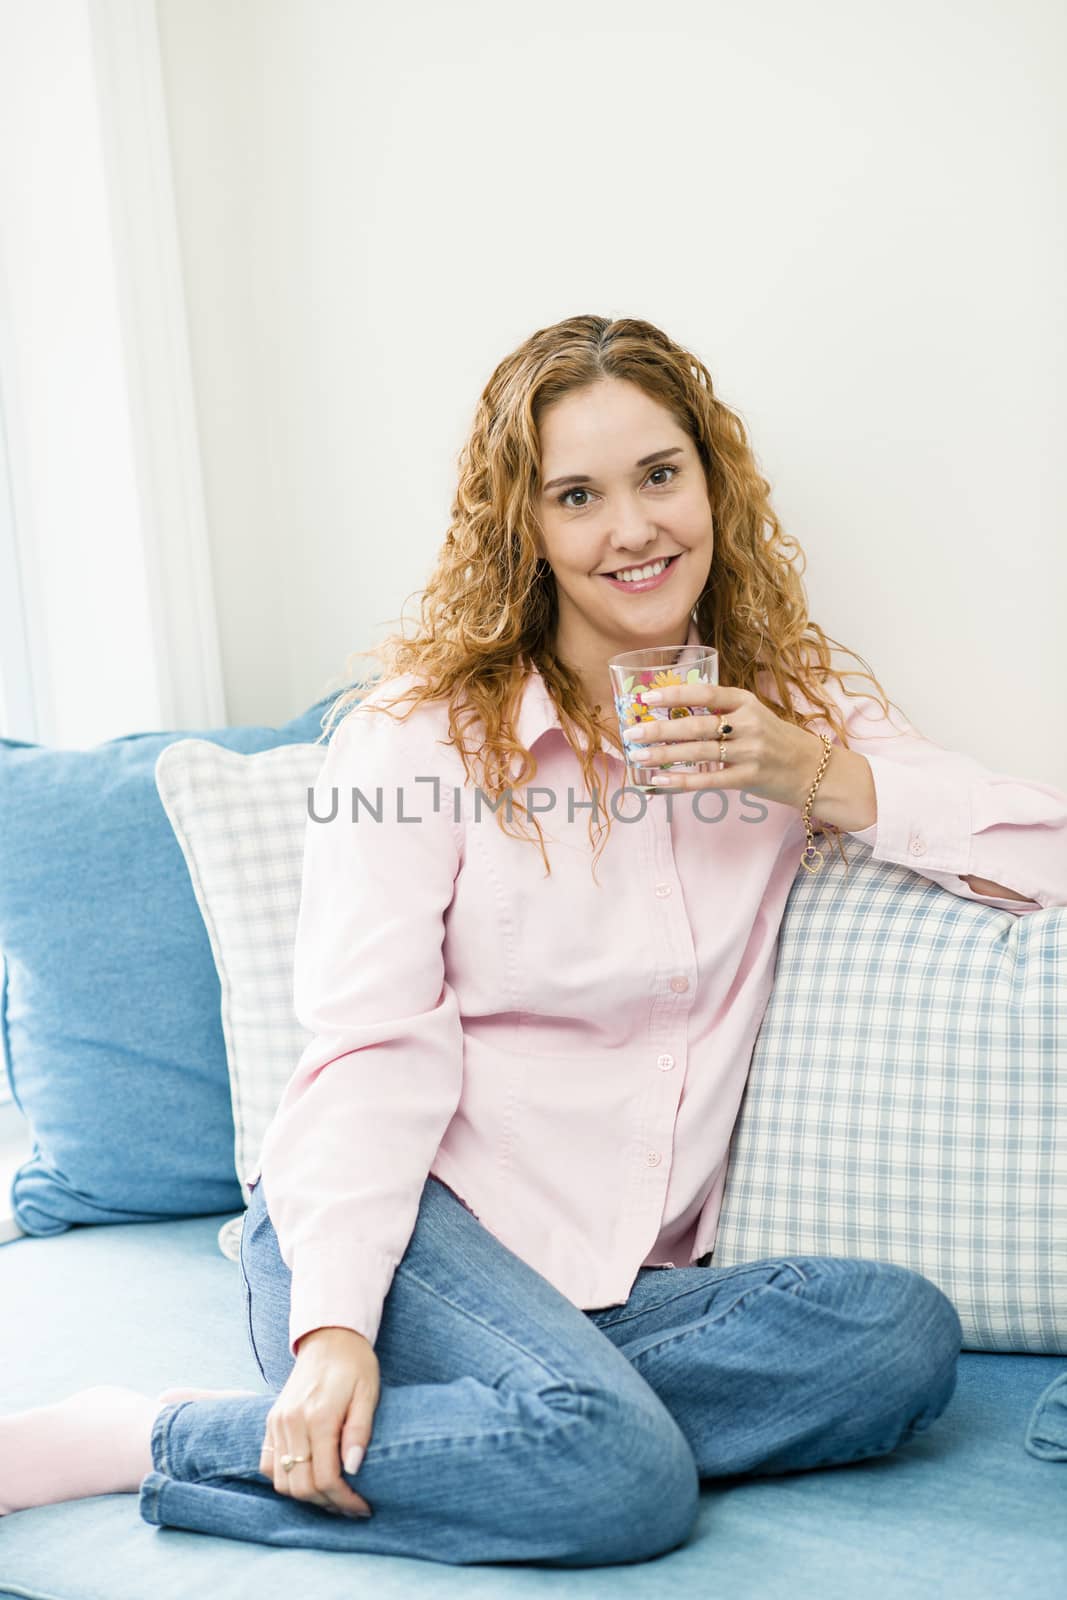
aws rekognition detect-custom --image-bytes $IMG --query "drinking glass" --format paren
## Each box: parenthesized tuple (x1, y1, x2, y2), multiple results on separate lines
(608, 645, 719, 794)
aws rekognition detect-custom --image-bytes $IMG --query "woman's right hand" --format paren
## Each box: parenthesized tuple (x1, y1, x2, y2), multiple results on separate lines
(259, 1325, 379, 1517)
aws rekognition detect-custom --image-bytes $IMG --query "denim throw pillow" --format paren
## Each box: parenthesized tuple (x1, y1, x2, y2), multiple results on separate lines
(0, 688, 360, 1239)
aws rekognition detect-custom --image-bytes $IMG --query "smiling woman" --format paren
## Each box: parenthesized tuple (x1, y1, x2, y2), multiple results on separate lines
(19, 315, 1064, 1564)
(229, 319, 1064, 1563)
(319, 313, 922, 882)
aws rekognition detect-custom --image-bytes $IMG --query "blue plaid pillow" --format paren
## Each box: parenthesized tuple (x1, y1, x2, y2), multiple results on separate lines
(714, 841, 1067, 1354)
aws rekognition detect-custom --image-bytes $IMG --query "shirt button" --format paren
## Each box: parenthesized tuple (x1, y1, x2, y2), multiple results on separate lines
(654, 882, 672, 897)
(656, 1053, 675, 1071)
(646, 1151, 662, 1166)
(909, 838, 927, 856)
(669, 976, 689, 993)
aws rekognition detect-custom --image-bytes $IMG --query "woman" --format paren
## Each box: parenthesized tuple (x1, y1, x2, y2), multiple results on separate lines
(4, 315, 1064, 1564)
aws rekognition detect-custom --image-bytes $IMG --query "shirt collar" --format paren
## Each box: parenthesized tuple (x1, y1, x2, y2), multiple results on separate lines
(515, 616, 705, 756)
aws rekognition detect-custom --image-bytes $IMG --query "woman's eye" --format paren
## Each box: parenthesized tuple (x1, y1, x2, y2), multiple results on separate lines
(556, 463, 680, 510)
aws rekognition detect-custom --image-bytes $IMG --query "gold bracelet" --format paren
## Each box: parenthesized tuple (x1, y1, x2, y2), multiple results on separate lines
(800, 734, 834, 874)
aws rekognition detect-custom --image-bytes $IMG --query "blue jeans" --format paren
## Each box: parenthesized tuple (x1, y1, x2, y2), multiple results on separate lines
(139, 1173, 962, 1567)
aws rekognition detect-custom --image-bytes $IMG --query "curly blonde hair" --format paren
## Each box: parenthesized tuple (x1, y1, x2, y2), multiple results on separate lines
(317, 314, 912, 882)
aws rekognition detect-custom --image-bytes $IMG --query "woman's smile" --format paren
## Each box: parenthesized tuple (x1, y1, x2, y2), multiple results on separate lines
(599, 552, 682, 593)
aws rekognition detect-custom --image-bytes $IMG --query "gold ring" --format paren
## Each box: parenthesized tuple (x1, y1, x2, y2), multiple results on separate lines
(280, 1453, 310, 1472)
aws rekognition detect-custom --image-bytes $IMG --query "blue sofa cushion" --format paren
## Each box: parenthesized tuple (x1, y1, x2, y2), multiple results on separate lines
(0, 690, 355, 1239)
(0, 1214, 1063, 1596)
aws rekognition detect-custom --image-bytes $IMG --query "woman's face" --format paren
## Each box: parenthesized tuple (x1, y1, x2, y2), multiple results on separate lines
(534, 378, 715, 673)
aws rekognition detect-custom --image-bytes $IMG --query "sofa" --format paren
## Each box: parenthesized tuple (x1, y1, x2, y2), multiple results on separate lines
(1, 689, 1065, 1599)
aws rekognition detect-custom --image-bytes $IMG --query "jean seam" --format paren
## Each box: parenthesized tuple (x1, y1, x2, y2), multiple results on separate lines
(139, 1470, 164, 1524)
(596, 1259, 810, 1333)
(170, 1410, 594, 1486)
(241, 1272, 267, 1384)
(592, 1280, 716, 1330)
(397, 1263, 588, 1393)
(239, 1207, 268, 1385)
(627, 1276, 807, 1371)
(151, 1398, 183, 1477)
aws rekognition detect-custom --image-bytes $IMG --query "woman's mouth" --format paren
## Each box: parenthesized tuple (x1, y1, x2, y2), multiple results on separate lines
(600, 553, 681, 592)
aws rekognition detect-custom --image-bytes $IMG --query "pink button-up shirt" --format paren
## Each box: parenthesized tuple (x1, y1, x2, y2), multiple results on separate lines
(255, 628, 1067, 1356)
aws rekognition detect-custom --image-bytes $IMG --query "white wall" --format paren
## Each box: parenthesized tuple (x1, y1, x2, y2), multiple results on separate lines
(155, 0, 1067, 787)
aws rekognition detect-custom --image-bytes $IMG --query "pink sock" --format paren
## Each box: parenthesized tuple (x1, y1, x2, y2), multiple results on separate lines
(0, 1383, 260, 1516)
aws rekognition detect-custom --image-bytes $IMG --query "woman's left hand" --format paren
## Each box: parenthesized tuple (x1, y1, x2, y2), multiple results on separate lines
(622, 682, 826, 811)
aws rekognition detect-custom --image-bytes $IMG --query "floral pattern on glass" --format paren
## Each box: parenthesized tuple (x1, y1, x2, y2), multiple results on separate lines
(613, 665, 704, 729)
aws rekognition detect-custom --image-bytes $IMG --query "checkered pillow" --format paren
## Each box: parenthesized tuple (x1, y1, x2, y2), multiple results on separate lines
(154, 739, 329, 1209)
(713, 841, 1067, 1353)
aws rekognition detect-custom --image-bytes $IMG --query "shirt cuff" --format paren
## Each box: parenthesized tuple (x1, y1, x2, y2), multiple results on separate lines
(849, 751, 973, 876)
(287, 1241, 400, 1356)
(846, 822, 879, 847)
